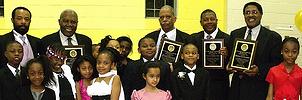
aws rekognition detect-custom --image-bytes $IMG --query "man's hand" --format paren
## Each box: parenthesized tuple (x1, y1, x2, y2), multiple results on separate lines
(243, 65, 259, 77)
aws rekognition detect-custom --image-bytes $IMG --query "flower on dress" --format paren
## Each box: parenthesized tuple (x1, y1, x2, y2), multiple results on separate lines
(178, 72, 186, 80)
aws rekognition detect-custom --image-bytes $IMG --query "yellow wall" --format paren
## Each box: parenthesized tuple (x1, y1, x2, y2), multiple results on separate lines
(0, 0, 226, 60)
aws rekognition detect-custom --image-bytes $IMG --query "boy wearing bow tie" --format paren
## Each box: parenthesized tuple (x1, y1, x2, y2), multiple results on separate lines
(171, 43, 209, 100)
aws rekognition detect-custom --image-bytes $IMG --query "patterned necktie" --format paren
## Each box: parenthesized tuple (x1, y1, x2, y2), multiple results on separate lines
(15, 68, 20, 79)
(246, 29, 252, 40)
(67, 37, 73, 46)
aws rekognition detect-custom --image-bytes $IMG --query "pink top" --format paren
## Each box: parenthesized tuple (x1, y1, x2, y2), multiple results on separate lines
(266, 63, 302, 100)
(131, 89, 172, 100)
(79, 79, 90, 100)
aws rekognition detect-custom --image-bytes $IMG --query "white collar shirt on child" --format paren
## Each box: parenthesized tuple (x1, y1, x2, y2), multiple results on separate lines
(184, 64, 196, 85)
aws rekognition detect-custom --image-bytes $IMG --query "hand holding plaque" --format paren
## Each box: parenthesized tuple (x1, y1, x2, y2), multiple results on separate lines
(157, 38, 184, 63)
(230, 39, 257, 70)
(64, 45, 85, 66)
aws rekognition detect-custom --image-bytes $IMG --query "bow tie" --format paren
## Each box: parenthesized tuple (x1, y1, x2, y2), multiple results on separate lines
(185, 69, 196, 73)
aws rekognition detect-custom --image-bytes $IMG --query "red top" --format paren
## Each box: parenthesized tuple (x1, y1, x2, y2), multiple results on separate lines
(266, 63, 302, 100)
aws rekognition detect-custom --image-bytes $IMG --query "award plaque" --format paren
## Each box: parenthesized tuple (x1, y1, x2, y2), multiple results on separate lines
(203, 39, 224, 69)
(230, 39, 257, 70)
(157, 38, 184, 63)
(64, 45, 85, 66)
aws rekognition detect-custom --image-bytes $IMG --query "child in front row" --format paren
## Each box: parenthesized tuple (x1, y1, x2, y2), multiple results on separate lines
(171, 43, 209, 100)
(87, 47, 124, 100)
(131, 61, 172, 100)
(19, 56, 56, 100)
(266, 37, 302, 100)
(71, 55, 97, 100)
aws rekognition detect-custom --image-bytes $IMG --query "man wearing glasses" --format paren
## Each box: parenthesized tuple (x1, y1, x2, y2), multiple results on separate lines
(226, 2, 282, 100)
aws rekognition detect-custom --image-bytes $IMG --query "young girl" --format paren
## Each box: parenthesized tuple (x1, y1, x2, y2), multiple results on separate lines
(20, 56, 56, 100)
(46, 44, 76, 100)
(87, 47, 124, 100)
(131, 61, 172, 100)
(266, 37, 302, 100)
(71, 55, 97, 100)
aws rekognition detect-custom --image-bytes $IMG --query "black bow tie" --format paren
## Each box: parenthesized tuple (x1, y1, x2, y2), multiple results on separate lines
(185, 69, 196, 73)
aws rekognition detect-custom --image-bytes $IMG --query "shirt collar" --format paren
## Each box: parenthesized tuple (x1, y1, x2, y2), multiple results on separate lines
(59, 30, 77, 45)
(245, 24, 261, 40)
(184, 64, 196, 71)
(142, 57, 155, 62)
(159, 27, 177, 40)
(7, 63, 21, 76)
(13, 30, 28, 43)
(281, 63, 300, 74)
(204, 27, 218, 39)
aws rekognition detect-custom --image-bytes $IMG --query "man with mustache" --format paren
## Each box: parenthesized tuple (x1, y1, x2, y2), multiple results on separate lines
(41, 9, 92, 59)
(0, 7, 41, 68)
(227, 2, 282, 100)
(191, 9, 229, 100)
(145, 5, 190, 60)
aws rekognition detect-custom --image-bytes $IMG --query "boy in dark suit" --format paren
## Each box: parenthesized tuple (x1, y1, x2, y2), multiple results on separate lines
(124, 37, 171, 100)
(0, 41, 24, 100)
(171, 43, 209, 100)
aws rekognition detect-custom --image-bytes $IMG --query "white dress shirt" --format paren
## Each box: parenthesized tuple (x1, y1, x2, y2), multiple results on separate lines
(7, 63, 21, 76)
(244, 25, 261, 41)
(204, 27, 218, 39)
(184, 64, 196, 85)
(59, 30, 78, 46)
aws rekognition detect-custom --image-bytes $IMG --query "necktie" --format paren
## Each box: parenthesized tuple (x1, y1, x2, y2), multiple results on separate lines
(19, 36, 33, 67)
(67, 37, 73, 46)
(15, 69, 20, 79)
(246, 29, 252, 40)
(206, 35, 213, 39)
(162, 33, 167, 39)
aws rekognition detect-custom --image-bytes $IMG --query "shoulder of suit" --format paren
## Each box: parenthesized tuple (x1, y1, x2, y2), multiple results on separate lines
(41, 32, 58, 40)
(176, 29, 189, 35)
(75, 33, 92, 40)
(261, 26, 281, 38)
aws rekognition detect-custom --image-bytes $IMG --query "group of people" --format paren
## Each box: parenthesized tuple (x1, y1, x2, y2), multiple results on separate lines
(0, 1, 301, 100)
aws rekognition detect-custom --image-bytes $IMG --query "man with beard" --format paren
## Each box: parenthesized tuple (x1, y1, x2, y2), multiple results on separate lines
(191, 9, 229, 100)
(41, 9, 92, 57)
(0, 7, 41, 68)
(227, 2, 282, 100)
(145, 5, 190, 60)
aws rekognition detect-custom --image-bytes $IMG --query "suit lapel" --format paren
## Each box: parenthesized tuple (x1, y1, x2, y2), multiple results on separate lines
(215, 29, 224, 39)
(255, 26, 268, 58)
(55, 31, 64, 47)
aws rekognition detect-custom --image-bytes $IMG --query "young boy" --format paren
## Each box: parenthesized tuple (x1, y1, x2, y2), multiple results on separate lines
(171, 43, 209, 100)
(124, 37, 171, 100)
(0, 41, 24, 100)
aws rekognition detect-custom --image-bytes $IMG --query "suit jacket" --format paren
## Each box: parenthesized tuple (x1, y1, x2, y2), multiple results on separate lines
(0, 31, 41, 68)
(18, 86, 56, 100)
(227, 26, 282, 100)
(191, 29, 229, 100)
(123, 58, 171, 100)
(171, 63, 209, 100)
(145, 29, 191, 44)
(41, 31, 92, 56)
(0, 65, 23, 100)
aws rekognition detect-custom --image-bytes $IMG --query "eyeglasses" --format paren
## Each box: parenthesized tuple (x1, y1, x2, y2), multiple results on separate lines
(244, 10, 258, 15)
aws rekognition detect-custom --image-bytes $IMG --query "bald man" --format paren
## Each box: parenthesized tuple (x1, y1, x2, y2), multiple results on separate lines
(41, 9, 92, 57)
(145, 5, 190, 60)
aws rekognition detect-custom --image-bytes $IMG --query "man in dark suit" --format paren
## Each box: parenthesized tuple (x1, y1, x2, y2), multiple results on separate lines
(0, 41, 24, 100)
(41, 9, 92, 56)
(227, 2, 282, 100)
(0, 7, 41, 67)
(191, 9, 229, 100)
(124, 37, 171, 100)
(145, 5, 190, 59)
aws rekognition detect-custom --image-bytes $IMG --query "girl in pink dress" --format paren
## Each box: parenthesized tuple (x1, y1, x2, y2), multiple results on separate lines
(266, 37, 302, 100)
(131, 61, 172, 100)
(71, 55, 97, 100)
